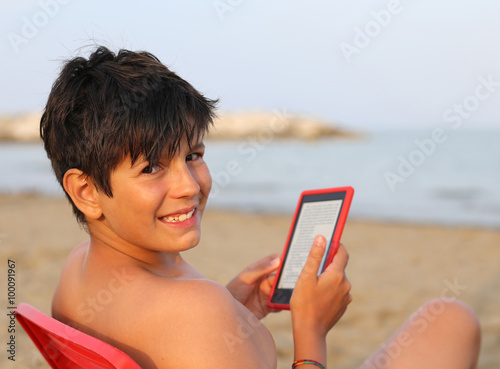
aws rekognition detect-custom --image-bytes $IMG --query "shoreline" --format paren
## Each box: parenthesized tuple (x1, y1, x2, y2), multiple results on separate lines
(1, 192, 498, 231)
(1, 194, 499, 368)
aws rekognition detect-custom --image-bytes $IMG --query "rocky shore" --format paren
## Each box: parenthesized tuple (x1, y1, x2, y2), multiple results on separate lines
(0, 110, 359, 142)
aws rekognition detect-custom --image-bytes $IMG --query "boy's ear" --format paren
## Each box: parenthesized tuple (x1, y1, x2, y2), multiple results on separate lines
(63, 169, 103, 220)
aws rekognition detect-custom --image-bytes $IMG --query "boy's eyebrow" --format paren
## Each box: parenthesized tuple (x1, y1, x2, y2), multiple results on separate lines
(191, 141, 206, 151)
(129, 141, 206, 169)
(128, 155, 148, 169)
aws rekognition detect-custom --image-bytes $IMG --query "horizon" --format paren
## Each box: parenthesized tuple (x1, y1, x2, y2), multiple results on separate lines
(1, 1, 500, 130)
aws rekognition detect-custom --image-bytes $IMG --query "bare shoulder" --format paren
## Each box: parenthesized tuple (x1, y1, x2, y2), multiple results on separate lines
(52, 240, 89, 317)
(129, 278, 275, 369)
(52, 241, 142, 326)
(52, 250, 275, 369)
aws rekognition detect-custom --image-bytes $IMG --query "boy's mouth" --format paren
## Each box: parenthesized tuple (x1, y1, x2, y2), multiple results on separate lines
(160, 208, 196, 223)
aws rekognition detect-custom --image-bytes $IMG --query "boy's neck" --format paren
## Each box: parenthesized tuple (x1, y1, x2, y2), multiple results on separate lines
(86, 224, 185, 272)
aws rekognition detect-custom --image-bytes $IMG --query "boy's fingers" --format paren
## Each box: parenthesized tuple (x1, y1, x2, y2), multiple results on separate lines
(240, 254, 281, 283)
(261, 274, 277, 294)
(300, 235, 326, 276)
(325, 244, 349, 273)
(248, 253, 281, 269)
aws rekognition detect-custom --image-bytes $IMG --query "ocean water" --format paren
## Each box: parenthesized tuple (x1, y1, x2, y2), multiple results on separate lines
(1, 129, 500, 228)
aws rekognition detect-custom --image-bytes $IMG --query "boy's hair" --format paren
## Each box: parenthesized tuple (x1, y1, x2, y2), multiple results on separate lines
(40, 46, 217, 225)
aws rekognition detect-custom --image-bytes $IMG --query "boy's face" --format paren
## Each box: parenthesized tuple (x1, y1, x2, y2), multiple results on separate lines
(92, 135, 212, 256)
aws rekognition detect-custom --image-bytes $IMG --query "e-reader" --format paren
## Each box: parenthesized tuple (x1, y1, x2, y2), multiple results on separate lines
(268, 187, 354, 310)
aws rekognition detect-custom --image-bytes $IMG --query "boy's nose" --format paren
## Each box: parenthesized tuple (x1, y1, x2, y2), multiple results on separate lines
(169, 164, 200, 198)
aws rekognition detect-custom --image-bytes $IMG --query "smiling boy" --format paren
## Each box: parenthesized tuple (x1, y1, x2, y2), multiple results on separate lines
(42, 46, 480, 369)
(42, 47, 302, 367)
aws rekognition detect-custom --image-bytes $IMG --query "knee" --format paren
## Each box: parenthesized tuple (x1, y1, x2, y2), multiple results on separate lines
(419, 298, 481, 346)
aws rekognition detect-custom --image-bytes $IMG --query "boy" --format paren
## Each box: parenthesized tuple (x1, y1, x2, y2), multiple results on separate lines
(43, 46, 480, 368)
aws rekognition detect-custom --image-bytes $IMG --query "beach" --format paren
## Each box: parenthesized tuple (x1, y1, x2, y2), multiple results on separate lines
(1, 194, 499, 368)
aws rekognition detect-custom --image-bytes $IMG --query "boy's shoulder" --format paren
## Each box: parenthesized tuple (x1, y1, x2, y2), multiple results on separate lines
(52, 242, 273, 368)
(130, 276, 272, 368)
(53, 241, 238, 327)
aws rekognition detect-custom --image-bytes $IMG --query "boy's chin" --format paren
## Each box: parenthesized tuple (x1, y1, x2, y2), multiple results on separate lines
(172, 230, 202, 252)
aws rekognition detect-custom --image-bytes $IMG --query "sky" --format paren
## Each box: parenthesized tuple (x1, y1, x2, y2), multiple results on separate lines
(1, 0, 500, 130)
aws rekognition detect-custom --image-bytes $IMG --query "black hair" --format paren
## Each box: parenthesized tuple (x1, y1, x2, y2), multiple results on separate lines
(40, 46, 217, 224)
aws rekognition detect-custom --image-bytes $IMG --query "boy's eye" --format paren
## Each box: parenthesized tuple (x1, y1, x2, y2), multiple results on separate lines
(186, 152, 203, 161)
(142, 164, 160, 174)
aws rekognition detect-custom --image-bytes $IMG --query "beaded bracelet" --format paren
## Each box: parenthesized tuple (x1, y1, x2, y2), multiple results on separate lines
(292, 359, 326, 369)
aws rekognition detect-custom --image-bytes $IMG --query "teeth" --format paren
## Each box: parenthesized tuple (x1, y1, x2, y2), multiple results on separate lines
(162, 209, 195, 223)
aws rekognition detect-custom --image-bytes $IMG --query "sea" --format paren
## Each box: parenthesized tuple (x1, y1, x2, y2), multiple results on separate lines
(1, 128, 500, 228)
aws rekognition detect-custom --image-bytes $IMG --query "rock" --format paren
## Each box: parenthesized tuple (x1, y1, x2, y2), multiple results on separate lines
(0, 112, 41, 141)
(0, 110, 360, 142)
(207, 111, 358, 140)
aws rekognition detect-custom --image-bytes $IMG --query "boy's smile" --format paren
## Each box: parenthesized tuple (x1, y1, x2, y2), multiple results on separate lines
(159, 207, 196, 223)
(88, 136, 211, 262)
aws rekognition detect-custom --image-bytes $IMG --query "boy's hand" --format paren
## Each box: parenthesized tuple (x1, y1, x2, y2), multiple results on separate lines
(290, 235, 352, 337)
(226, 254, 281, 319)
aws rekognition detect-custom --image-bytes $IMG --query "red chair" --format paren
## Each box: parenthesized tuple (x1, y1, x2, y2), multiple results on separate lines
(15, 303, 142, 369)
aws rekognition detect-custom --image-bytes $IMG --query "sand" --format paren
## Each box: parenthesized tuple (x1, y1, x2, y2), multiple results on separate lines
(1, 194, 499, 368)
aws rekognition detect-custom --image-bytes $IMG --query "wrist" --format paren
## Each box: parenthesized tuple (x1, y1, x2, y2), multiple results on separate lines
(291, 311, 328, 340)
(291, 315, 327, 365)
(292, 359, 326, 369)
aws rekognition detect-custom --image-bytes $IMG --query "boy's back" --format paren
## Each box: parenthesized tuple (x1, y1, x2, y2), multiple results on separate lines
(53, 239, 277, 368)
